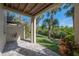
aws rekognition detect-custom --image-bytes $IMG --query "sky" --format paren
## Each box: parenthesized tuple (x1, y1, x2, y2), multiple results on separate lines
(10, 4, 73, 27)
(54, 7, 73, 27)
(9, 11, 31, 24)
(38, 4, 73, 27)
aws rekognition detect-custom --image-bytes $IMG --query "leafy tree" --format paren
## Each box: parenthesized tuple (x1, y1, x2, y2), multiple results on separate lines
(36, 9, 59, 39)
(42, 11, 59, 39)
(7, 12, 21, 24)
(7, 12, 15, 23)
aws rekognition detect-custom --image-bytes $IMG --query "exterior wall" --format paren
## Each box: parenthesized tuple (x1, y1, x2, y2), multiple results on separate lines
(6, 24, 20, 42)
(74, 4, 79, 45)
(6, 24, 25, 42)
(18, 25, 25, 40)
(0, 7, 7, 54)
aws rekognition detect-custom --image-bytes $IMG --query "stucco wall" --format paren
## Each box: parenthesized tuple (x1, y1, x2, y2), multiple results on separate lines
(6, 24, 20, 42)
(74, 4, 79, 45)
(18, 25, 25, 40)
(6, 24, 25, 42)
(0, 8, 6, 54)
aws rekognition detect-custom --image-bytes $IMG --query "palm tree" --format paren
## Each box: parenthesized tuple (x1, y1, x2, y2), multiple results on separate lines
(65, 7, 74, 18)
(7, 12, 15, 23)
(63, 4, 74, 19)
(36, 9, 59, 39)
(57, 3, 74, 19)
(43, 18, 59, 39)
(64, 4, 74, 28)
(7, 11, 21, 24)
(42, 10, 59, 39)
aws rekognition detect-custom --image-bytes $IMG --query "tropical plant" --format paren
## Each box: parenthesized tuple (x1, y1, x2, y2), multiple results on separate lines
(7, 12, 15, 23)
(42, 10, 59, 39)
(62, 4, 74, 17)
(7, 12, 21, 24)
(43, 19, 59, 39)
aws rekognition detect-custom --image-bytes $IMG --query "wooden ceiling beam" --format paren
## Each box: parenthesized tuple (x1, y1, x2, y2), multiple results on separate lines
(23, 4, 37, 13)
(11, 3, 14, 8)
(34, 4, 61, 16)
(16, 3, 20, 10)
(3, 3, 60, 18)
(28, 4, 38, 13)
(29, 4, 44, 14)
(32, 4, 51, 15)
(23, 4, 29, 13)
(7, 3, 11, 7)
(3, 6, 32, 17)
(18, 3, 21, 10)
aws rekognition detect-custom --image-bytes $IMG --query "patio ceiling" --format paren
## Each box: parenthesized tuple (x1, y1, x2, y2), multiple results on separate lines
(3, 3, 60, 17)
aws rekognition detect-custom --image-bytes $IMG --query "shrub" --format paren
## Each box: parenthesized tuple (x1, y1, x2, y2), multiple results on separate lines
(65, 34, 74, 42)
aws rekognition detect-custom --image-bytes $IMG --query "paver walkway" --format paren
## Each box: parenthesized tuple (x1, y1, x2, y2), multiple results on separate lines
(2, 39, 59, 56)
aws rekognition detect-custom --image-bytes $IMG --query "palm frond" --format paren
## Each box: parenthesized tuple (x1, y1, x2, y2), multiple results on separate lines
(65, 7, 74, 17)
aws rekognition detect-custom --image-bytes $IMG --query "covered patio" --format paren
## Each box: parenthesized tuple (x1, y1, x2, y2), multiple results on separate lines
(0, 3, 60, 55)
(3, 3, 60, 43)
(2, 39, 59, 56)
(0, 3, 79, 56)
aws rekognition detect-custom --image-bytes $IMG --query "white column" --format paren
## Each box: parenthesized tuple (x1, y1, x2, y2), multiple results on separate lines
(31, 16, 37, 43)
(31, 17, 34, 43)
(74, 4, 79, 45)
(34, 16, 36, 43)
(0, 4, 7, 55)
(24, 26, 25, 39)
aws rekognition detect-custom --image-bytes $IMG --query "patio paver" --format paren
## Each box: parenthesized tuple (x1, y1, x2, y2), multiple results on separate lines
(2, 39, 59, 56)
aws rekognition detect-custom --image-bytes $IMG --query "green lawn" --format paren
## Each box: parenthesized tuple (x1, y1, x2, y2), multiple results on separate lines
(37, 34, 79, 56)
(74, 51, 79, 56)
(36, 34, 60, 54)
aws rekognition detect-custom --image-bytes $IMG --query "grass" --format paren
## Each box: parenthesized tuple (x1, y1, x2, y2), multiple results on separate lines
(37, 34, 79, 56)
(37, 35, 52, 44)
(36, 34, 60, 54)
(74, 51, 79, 56)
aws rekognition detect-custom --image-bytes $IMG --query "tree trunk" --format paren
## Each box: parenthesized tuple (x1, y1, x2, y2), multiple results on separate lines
(48, 19, 52, 39)
(48, 26, 51, 39)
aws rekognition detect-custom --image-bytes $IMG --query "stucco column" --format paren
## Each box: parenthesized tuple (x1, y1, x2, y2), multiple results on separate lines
(31, 16, 37, 43)
(0, 4, 7, 55)
(24, 26, 25, 39)
(74, 4, 79, 45)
